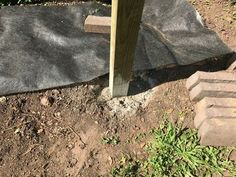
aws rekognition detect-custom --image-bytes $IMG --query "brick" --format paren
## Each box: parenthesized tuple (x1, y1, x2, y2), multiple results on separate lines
(84, 15, 111, 34)
(199, 118, 236, 146)
(190, 82, 236, 102)
(194, 106, 236, 128)
(228, 60, 236, 71)
(194, 97, 236, 128)
(195, 97, 236, 109)
(186, 71, 236, 91)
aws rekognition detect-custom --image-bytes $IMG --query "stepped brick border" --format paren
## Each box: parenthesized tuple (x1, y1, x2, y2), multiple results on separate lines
(189, 82, 236, 102)
(186, 71, 236, 91)
(194, 104, 236, 128)
(199, 118, 236, 146)
(186, 70, 236, 146)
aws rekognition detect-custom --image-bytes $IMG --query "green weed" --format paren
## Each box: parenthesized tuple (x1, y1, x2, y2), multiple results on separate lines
(102, 136, 120, 145)
(111, 121, 236, 177)
(111, 155, 143, 177)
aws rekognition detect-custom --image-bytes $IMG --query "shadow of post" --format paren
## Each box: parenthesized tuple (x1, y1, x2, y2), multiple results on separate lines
(128, 53, 235, 96)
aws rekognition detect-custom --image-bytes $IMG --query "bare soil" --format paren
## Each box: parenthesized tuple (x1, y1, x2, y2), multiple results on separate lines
(0, 0, 236, 177)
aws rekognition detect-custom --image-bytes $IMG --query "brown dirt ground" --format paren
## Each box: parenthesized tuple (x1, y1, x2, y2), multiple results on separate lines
(0, 0, 236, 177)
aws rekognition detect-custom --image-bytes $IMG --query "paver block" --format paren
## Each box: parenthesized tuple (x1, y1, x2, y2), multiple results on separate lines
(84, 15, 111, 34)
(196, 97, 236, 109)
(186, 71, 236, 91)
(194, 97, 236, 128)
(194, 106, 236, 128)
(199, 118, 236, 146)
(190, 82, 236, 102)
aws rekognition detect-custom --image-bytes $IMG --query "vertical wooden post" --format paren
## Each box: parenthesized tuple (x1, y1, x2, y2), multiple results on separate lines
(109, 0, 145, 97)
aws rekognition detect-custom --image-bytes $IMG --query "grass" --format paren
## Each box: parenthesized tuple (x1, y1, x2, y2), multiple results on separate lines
(111, 121, 236, 177)
(102, 135, 120, 145)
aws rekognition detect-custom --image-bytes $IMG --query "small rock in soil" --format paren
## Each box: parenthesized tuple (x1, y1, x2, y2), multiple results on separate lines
(14, 128, 21, 134)
(54, 112, 61, 117)
(0, 97, 7, 104)
(40, 96, 54, 106)
(108, 156, 113, 165)
(37, 128, 44, 134)
(140, 142, 146, 148)
(140, 117, 145, 122)
(68, 158, 78, 167)
(79, 143, 86, 149)
(111, 127, 117, 134)
(66, 144, 75, 150)
(52, 89, 60, 95)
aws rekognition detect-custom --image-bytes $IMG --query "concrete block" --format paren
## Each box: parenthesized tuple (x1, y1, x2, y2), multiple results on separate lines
(84, 15, 111, 34)
(194, 97, 236, 128)
(194, 106, 236, 128)
(186, 71, 236, 91)
(195, 97, 236, 109)
(199, 118, 236, 146)
(190, 82, 236, 102)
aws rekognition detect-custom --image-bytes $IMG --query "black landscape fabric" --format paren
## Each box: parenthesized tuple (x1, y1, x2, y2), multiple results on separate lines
(0, 0, 232, 95)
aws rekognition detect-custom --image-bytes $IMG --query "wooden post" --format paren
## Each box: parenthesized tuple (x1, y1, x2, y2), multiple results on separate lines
(109, 0, 145, 97)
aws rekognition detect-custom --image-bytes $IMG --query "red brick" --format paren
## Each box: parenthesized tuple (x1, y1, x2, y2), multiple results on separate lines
(186, 71, 236, 91)
(199, 118, 236, 146)
(189, 82, 236, 102)
(84, 15, 111, 34)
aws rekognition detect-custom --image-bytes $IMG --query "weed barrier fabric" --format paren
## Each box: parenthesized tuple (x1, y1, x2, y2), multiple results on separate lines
(0, 0, 232, 95)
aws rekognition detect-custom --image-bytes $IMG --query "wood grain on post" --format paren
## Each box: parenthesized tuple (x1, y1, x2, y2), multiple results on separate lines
(109, 0, 145, 97)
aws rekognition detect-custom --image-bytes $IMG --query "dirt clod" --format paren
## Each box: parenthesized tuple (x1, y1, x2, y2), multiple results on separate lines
(40, 96, 54, 106)
(68, 158, 78, 167)
(0, 97, 7, 104)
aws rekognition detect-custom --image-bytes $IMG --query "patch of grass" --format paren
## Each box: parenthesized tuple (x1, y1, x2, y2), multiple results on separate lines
(102, 136, 120, 145)
(111, 155, 144, 177)
(111, 121, 236, 177)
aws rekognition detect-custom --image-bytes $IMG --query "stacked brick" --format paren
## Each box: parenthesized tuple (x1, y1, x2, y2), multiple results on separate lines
(186, 60, 236, 146)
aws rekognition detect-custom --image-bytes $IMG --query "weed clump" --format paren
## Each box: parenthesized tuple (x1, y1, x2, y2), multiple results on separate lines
(111, 122, 236, 177)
